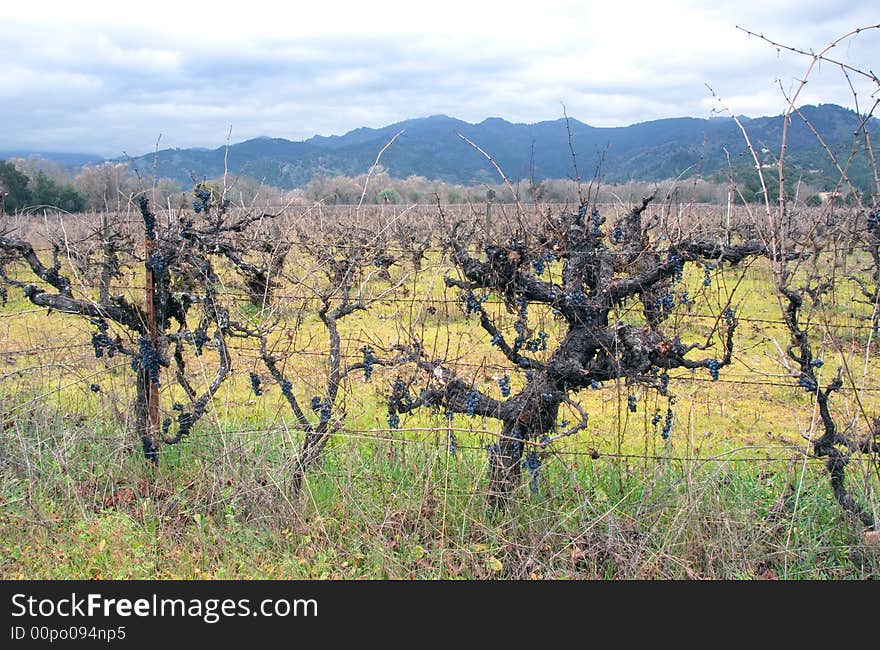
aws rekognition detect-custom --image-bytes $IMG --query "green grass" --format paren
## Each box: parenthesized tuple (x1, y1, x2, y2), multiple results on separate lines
(1, 408, 877, 579)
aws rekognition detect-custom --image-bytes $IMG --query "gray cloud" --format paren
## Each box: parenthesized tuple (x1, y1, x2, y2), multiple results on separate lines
(1, 1, 878, 157)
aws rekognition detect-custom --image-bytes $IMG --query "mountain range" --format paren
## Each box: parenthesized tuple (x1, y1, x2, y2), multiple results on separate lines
(7, 104, 879, 191)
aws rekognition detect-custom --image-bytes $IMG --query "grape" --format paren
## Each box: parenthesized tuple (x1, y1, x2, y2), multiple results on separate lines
(498, 375, 511, 397)
(723, 308, 736, 327)
(465, 390, 479, 416)
(135, 337, 161, 386)
(249, 372, 262, 397)
(662, 408, 674, 439)
(798, 375, 818, 392)
(532, 257, 546, 275)
(523, 450, 541, 495)
(193, 329, 208, 356)
(707, 359, 720, 381)
(361, 345, 376, 380)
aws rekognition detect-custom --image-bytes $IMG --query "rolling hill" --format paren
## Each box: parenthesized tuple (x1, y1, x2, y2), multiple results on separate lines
(14, 104, 880, 191)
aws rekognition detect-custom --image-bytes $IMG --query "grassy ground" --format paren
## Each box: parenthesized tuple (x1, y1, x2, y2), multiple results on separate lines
(1, 209, 879, 579)
(1, 409, 877, 579)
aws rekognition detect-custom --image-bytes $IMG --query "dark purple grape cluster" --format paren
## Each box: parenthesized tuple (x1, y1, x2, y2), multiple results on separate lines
(628, 394, 638, 412)
(386, 378, 414, 429)
(531, 257, 546, 275)
(525, 331, 549, 352)
(280, 379, 293, 396)
(659, 371, 669, 393)
(133, 337, 161, 386)
(147, 252, 166, 276)
(707, 359, 720, 381)
(651, 412, 662, 427)
(590, 379, 600, 389)
(141, 435, 158, 465)
(798, 375, 818, 392)
(390, 378, 414, 410)
(448, 430, 457, 457)
(462, 291, 485, 315)
(310, 396, 331, 422)
(703, 265, 714, 287)
(192, 186, 211, 215)
(611, 225, 623, 243)
(723, 308, 736, 327)
(668, 253, 684, 282)
(193, 329, 208, 356)
(512, 319, 528, 349)
(591, 208, 602, 235)
(867, 209, 880, 235)
(563, 291, 588, 309)
(655, 291, 675, 317)
(679, 290, 691, 306)
(249, 372, 262, 396)
(661, 408, 674, 439)
(523, 449, 541, 494)
(809, 358, 823, 368)
(498, 374, 511, 397)
(0, 286, 7, 306)
(172, 402, 183, 411)
(511, 426, 525, 457)
(138, 196, 157, 241)
(465, 390, 479, 416)
(91, 319, 117, 359)
(175, 411, 195, 439)
(373, 254, 395, 269)
(490, 331, 503, 347)
(89, 383, 100, 393)
(361, 345, 376, 380)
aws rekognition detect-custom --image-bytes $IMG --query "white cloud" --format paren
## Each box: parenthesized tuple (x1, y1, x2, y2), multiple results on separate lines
(1, 0, 878, 155)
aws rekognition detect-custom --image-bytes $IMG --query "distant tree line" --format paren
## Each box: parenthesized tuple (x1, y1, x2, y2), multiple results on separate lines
(298, 166, 837, 208)
(0, 156, 844, 214)
(0, 158, 184, 214)
(0, 160, 85, 213)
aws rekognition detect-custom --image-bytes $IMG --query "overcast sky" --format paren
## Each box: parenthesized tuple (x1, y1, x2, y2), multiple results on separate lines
(2, 0, 878, 157)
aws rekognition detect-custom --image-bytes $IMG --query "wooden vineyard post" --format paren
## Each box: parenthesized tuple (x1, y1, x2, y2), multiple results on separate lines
(144, 217, 160, 448)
